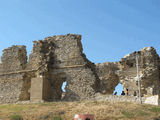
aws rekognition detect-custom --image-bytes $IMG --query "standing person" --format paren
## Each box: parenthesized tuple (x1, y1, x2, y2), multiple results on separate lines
(126, 89, 129, 96)
(114, 92, 117, 95)
(121, 91, 125, 95)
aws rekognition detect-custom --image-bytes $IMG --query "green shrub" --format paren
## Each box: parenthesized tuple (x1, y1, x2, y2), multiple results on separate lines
(52, 116, 62, 120)
(136, 110, 150, 116)
(150, 107, 160, 113)
(10, 114, 23, 120)
(121, 111, 134, 118)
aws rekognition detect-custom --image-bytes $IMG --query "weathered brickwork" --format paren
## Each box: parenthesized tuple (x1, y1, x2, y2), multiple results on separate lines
(0, 46, 28, 103)
(0, 34, 160, 103)
(0, 45, 27, 73)
(96, 47, 160, 97)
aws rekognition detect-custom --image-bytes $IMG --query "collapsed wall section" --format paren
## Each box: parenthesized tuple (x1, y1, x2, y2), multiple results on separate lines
(118, 47, 160, 96)
(96, 47, 160, 97)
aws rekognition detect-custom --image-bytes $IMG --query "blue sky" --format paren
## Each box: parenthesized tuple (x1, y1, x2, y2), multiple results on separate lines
(0, 0, 160, 64)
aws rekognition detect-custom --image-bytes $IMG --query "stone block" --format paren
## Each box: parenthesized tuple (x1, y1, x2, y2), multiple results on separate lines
(144, 95, 160, 105)
(30, 77, 43, 102)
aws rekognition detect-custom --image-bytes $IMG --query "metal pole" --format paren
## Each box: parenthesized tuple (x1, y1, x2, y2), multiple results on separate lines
(136, 52, 142, 104)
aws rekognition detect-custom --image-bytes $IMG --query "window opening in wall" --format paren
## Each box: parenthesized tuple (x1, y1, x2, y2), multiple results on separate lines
(61, 81, 66, 99)
(113, 83, 123, 95)
(62, 81, 66, 92)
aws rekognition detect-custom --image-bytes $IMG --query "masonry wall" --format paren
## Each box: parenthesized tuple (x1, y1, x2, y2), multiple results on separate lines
(96, 47, 160, 97)
(50, 34, 100, 100)
(0, 34, 160, 103)
(0, 46, 29, 103)
(96, 62, 119, 94)
(28, 34, 100, 101)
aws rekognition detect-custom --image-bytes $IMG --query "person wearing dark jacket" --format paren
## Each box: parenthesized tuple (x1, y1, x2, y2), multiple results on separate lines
(121, 91, 125, 95)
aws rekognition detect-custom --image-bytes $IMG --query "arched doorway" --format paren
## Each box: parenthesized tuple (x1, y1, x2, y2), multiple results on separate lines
(113, 83, 123, 95)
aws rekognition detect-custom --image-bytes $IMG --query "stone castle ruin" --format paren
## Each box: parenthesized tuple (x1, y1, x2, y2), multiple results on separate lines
(0, 34, 160, 104)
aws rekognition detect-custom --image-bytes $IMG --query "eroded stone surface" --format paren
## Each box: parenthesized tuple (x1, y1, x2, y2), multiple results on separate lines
(0, 34, 100, 103)
(0, 34, 160, 103)
(96, 47, 160, 97)
(0, 46, 28, 103)
(28, 34, 100, 101)
(96, 62, 119, 94)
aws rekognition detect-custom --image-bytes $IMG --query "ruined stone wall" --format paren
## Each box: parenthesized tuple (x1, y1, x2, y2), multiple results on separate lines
(0, 34, 100, 103)
(0, 46, 29, 103)
(0, 45, 27, 73)
(0, 34, 160, 103)
(28, 34, 100, 101)
(0, 73, 24, 103)
(96, 47, 160, 97)
(28, 38, 55, 101)
(49, 34, 100, 101)
(140, 47, 160, 95)
(96, 62, 119, 94)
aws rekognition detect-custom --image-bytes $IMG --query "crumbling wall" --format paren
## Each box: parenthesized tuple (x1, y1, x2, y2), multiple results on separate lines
(0, 34, 160, 103)
(96, 47, 160, 97)
(28, 39, 55, 101)
(18, 72, 35, 101)
(49, 34, 100, 100)
(0, 46, 28, 103)
(118, 47, 160, 96)
(0, 45, 27, 73)
(29, 34, 100, 101)
(0, 34, 100, 103)
(138, 47, 160, 96)
(96, 62, 119, 94)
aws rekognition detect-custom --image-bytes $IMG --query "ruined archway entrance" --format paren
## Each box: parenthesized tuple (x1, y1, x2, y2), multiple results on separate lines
(49, 72, 67, 101)
(113, 81, 139, 96)
(113, 83, 123, 95)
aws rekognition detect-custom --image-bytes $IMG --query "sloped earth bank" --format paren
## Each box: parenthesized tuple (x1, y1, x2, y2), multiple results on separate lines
(0, 101, 160, 120)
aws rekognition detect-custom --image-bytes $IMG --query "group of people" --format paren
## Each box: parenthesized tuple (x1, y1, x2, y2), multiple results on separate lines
(114, 89, 129, 96)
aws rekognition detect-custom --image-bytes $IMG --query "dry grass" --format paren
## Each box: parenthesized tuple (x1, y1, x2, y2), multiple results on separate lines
(0, 101, 160, 120)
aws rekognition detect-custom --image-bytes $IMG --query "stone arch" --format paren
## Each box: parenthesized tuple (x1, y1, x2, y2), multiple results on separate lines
(113, 83, 123, 95)
(49, 72, 67, 100)
(119, 80, 138, 96)
(99, 72, 120, 94)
